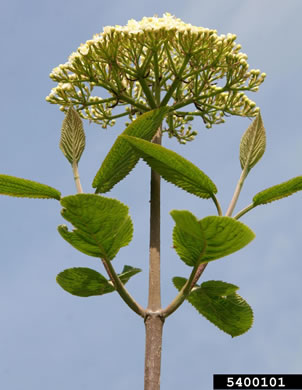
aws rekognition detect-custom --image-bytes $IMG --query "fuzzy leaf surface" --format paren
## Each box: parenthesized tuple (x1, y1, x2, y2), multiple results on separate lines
(122, 136, 217, 199)
(0, 174, 61, 200)
(171, 210, 206, 266)
(253, 176, 302, 205)
(60, 106, 86, 164)
(57, 267, 113, 297)
(93, 107, 168, 193)
(171, 211, 255, 266)
(58, 194, 133, 260)
(239, 113, 266, 172)
(173, 277, 253, 337)
(200, 216, 255, 263)
(56, 265, 141, 297)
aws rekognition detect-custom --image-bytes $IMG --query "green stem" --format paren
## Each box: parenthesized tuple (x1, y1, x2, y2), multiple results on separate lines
(160, 54, 190, 107)
(225, 167, 248, 217)
(233, 203, 255, 220)
(162, 262, 208, 319)
(211, 194, 223, 216)
(72, 161, 83, 194)
(101, 258, 146, 318)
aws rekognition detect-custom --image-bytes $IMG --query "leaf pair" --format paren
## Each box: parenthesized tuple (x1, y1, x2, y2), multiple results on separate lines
(92, 107, 217, 201)
(171, 210, 255, 266)
(173, 278, 253, 337)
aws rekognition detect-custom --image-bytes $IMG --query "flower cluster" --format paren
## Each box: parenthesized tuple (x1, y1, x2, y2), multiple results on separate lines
(46, 13, 266, 143)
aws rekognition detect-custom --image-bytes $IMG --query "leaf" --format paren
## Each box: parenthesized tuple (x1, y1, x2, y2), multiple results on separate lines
(57, 267, 114, 297)
(173, 277, 253, 337)
(93, 107, 168, 193)
(118, 265, 142, 284)
(253, 176, 302, 206)
(56, 265, 142, 297)
(58, 194, 133, 260)
(171, 210, 206, 266)
(200, 216, 255, 263)
(0, 174, 61, 200)
(239, 113, 266, 172)
(171, 210, 255, 266)
(122, 136, 217, 199)
(60, 106, 86, 164)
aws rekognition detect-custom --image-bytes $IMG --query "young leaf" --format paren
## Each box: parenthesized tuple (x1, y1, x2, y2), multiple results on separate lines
(93, 107, 168, 193)
(173, 277, 253, 337)
(60, 106, 86, 164)
(0, 174, 61, 200)
(171, 210, 206, 266)
(122, 136, 217, 199)
(118, 265, 142, 285)
(57, 267, 114, 297)
(200, 216, 255, 263)
(253, 176, 302, 206)
(171, 210, 255, 266)
(58, 194, 133, 260)
(56, 265, 142, 297)
(239, 113, 266, 172)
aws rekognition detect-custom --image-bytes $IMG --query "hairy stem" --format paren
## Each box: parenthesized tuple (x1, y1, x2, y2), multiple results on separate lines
(144, 127, 163, 390)
(225, 167, 248, 217)
(72, 161, 83, 193)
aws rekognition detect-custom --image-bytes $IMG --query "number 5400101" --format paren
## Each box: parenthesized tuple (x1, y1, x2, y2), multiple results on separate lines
(226, 376, 285, 388)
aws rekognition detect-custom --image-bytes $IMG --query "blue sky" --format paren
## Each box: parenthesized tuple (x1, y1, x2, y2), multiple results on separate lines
(1, 1, 302, 389)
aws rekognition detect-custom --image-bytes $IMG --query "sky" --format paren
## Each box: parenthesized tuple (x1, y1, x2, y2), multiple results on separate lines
(0, 1, 302, 389)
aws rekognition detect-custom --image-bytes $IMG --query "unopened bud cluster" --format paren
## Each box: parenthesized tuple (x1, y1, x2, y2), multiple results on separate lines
(46, 13, 265, 143)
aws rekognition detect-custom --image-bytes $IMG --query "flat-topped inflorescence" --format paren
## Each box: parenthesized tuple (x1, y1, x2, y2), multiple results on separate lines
(46, 13, 266, 143)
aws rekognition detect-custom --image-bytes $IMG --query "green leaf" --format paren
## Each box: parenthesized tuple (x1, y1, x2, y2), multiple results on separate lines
(239, 113, 266, 172)
(56, 265, 142, 297)
(118, 265, 142, 284)
(253, 176, 302, 206)
(122, 136, 217, 199)
(57, 267, 114, 297)
(93, 107, 168, 193)
(0, 174, 61, 200)
(58, 194, 133, 260)
(173, 277, 253, 337)
(200, 216, 255, 263)
(171, 210, 206, 266)
(171, 210, 255, 266)
(60, 106, 86, 164)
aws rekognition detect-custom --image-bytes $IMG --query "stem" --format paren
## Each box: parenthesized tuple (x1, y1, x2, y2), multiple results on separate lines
(233, 203, 255, 220)
(162, 260, 208, 319)
(144, 127, 163, 390)
(225, 167, 248, 217)
(101, 258, 146, 318)
(211, 194, 223, 216)
(72, 161, 83, 193)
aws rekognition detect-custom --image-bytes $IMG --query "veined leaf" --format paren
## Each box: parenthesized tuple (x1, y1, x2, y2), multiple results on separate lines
(93, 107, 168, 193)
(173, 277, 253, 337)
(58, 194, 133, 260)
(240, 113, 266, 172)
(171, 210, 206, 266)
(118, 265, 142, 284)
(0, 174, 61, 200)
(253, 176, 302, 206)
(60, 107, 86, 164)
(171, 210, 255, 266)
(200, 216, 255, 263)
(56, 265, 142, 297)
(122, 136, 217, 199)
(57, 267, 113, 297)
